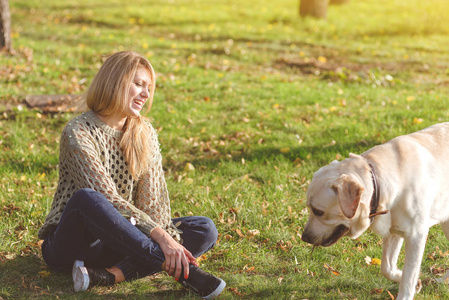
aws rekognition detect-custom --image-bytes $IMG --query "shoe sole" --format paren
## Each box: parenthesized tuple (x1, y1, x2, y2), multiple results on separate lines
(203, 279, 226, 299)
(72, 260, 89, 292)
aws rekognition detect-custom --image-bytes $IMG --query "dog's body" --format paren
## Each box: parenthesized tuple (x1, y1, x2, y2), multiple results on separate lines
(301, 123, 449, 300)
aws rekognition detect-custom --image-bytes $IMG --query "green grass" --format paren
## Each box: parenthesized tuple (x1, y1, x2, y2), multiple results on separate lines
(1, 0, 449, 298)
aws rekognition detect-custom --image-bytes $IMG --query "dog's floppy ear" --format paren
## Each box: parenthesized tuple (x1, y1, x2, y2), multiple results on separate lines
(332, 174, 364, 219)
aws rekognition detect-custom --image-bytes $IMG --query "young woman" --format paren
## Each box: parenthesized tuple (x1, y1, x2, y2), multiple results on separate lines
(38, 51, 226, 299)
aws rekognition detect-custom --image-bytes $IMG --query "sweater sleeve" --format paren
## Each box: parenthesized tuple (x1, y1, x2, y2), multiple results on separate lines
(61, 125, 161, 237)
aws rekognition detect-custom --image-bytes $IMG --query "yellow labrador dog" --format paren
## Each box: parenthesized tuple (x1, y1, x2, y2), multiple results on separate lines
(301, 123, 449, 300)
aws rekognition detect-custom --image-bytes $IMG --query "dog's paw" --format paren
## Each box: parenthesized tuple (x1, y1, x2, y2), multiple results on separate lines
(381, 268, 402, 283)
(416, 279, 422, 293)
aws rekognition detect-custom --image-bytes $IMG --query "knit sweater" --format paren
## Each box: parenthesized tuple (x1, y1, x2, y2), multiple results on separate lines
(38, 110, 179, 241)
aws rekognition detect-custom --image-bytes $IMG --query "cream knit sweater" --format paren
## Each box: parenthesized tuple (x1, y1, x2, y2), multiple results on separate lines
(38, 110, 179, 241)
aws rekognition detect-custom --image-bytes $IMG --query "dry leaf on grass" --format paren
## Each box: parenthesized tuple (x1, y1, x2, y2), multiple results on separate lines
(247, 229, 260, 236)
(229, 287, 246, 297)
(38, 270, 51, 278)
(323, 263, 341, 275)
(370, 288, 383, 295)
(365, 256, 381, 265)
(235, 229, 244, 237)
(196, 254, 207, 263)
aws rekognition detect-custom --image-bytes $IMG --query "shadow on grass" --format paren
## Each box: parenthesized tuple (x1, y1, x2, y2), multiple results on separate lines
(171, 137, 381, 174)
(0, 255, 194, 299)
(232, 280, 398, 300)
(0, 252, 403, 299)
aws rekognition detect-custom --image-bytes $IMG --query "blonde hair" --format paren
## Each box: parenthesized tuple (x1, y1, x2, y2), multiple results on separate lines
(84, 51, 156, 179)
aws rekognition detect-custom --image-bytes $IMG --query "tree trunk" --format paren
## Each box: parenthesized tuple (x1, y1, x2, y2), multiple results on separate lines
(0, 0, 12, 52)
(330, 0, 349, 5)
(299, 0, 329, 19)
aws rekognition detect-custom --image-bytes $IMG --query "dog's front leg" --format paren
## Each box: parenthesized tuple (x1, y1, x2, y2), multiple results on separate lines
(397, 232, 428, 300)
(381, 234, 403, 283)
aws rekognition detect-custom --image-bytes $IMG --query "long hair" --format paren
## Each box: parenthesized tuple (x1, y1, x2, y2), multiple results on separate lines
(84, 51, 156, 179)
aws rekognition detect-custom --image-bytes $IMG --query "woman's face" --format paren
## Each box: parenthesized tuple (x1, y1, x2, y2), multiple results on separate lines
(124, 67, 152, 118)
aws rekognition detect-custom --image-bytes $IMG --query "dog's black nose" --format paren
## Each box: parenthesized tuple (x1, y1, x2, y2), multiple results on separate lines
(301, 231, 314, 245)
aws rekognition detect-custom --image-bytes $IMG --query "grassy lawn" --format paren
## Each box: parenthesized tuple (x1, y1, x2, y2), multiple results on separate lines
(1, 0, 449, 299)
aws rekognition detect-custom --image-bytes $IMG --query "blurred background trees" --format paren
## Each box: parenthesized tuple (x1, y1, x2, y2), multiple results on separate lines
(0, 0, 12, 52)
(300, 0, 350, 19)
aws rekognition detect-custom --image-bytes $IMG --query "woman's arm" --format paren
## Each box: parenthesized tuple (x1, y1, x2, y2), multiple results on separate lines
(150, 227, 198, 280)
(133, 123, 196, 278)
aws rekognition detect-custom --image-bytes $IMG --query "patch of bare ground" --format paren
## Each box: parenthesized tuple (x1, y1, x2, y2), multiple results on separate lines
(0, 95, 82, 113)
(274, 56, 448, 86)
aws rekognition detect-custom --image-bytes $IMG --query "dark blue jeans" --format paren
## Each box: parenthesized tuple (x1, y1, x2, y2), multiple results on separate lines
(41, 188, 218, 280)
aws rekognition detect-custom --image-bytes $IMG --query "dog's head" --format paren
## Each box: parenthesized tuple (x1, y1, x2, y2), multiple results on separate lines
(301, 154, 372, 247)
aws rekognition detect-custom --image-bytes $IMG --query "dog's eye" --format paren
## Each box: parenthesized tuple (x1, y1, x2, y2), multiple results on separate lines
(312, 207, 324, 217)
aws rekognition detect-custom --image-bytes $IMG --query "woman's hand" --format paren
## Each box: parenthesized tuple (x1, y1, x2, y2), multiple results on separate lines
(150, 227, 198, 280)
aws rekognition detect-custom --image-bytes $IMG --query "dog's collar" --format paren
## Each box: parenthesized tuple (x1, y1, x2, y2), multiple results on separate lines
(367, 162, 388, 224)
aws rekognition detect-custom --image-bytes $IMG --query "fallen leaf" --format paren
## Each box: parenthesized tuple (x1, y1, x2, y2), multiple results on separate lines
(280, 147, 290, 153)
(196, 254, 207, 263)
(184, 178, 194, 185)
(247, 229, 260, 237)
(21, 277, 27, 289)
(229, 207, 239, 214)
(38, 270, 51, 278)
(218, 212, 225, 223)
(323, 263, 341, 275)
(430, 264, 446, 275)
(276, 240, 292, 252)
(4, 253, 15, 260)
(365, 256, 372, 265)
(229, 287, 245, 297)
(184, 163, 195, 172)
(317, 56, 327, 63)
(412, 117, 423, 125)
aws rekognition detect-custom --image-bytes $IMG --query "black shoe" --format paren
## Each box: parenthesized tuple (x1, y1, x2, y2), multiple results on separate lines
(72, 260, 116, 292)
(177, 265, 226, 299)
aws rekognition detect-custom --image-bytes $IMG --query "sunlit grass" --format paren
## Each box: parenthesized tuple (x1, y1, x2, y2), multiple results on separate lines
(1, 0, 449, 299)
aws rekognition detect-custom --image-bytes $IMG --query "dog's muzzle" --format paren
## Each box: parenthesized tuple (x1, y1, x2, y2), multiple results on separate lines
(302, 224, 349, 247)
(320, 224, 349, 247)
